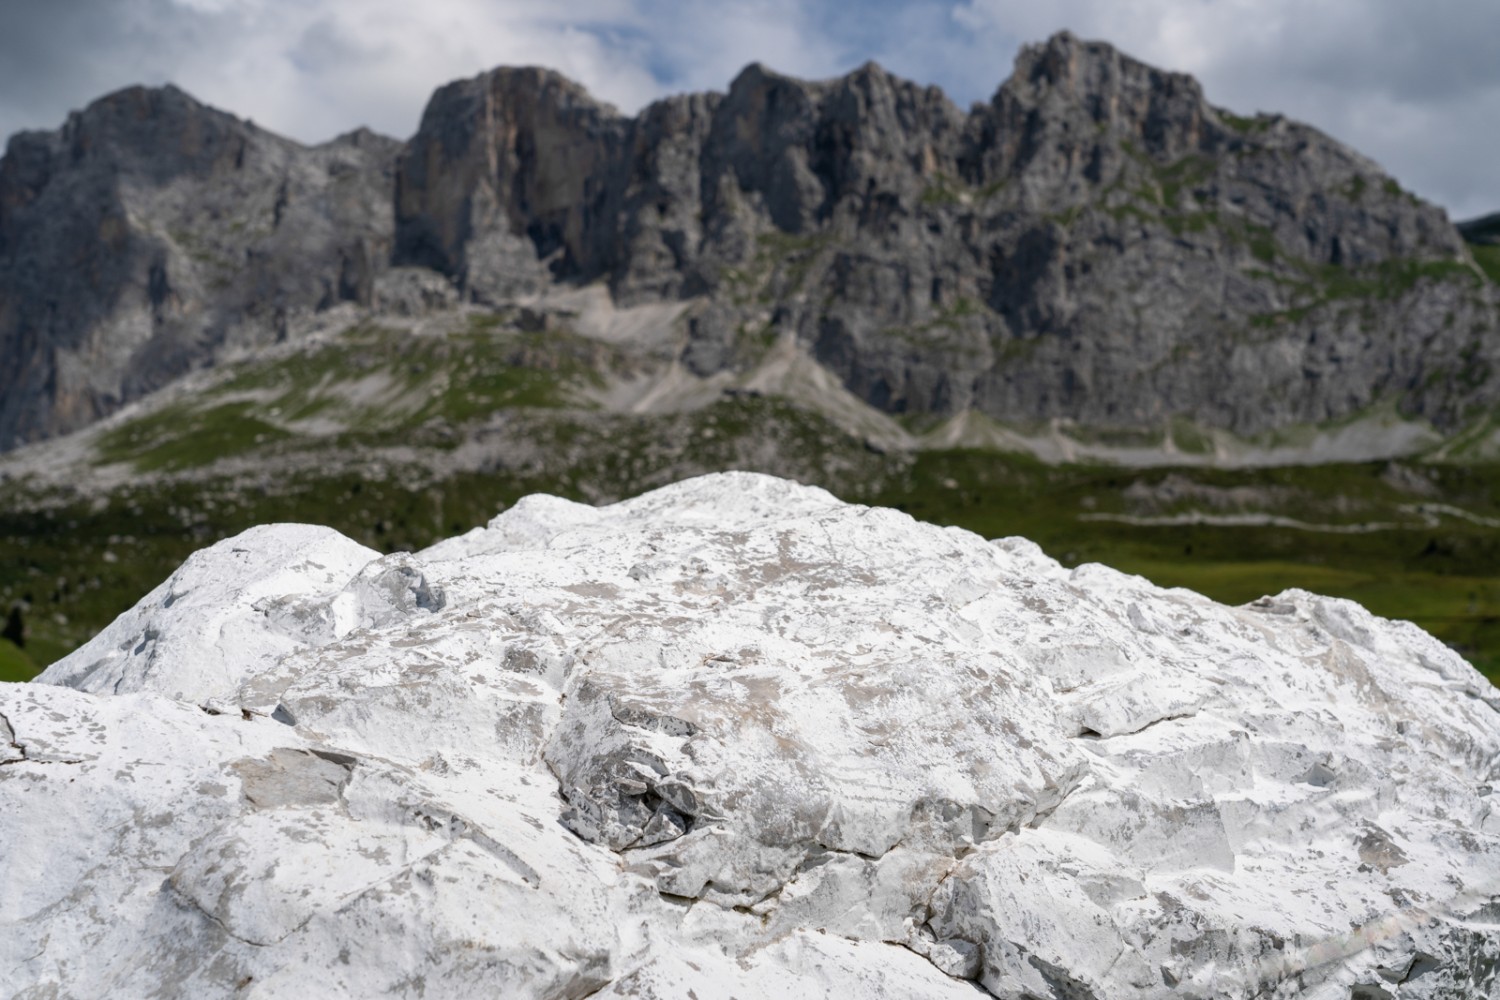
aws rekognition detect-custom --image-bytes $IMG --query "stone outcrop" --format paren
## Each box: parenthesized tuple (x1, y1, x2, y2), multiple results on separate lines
(4, 473, 1499, 996)
(3, 33, 1499, 453)
(0, 85, 397, 450)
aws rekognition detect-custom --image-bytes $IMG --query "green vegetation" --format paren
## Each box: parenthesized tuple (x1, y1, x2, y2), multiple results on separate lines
(1078, 146, 1476, 328)
(921, 172, 1009, 208)
(1383, 178, 1421, 205)
(1249, 257, 1481, 329)
(92, 320, 609, 474)
(721, 229, 832, 308)
(8, 406, 1500, 686)
(920, 177, 964, 207)
(1218, 111, 1269, 135)
(1470, 243, 1500, 285)
(1155, 155, 1214, 207)
(97, 401, 294, 472)
(0, 639, 36, 684)
(6, 313, 1500, 690)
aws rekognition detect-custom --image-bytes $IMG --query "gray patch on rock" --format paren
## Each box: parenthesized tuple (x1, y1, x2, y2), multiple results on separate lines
(231, 747, 353, 809)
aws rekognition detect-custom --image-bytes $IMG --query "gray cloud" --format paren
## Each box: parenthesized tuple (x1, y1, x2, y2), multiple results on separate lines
(0, 0, 157, 133)
(1, 0, 1497, 219)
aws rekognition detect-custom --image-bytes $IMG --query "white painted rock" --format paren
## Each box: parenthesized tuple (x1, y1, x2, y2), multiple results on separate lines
(5, 472, 1499, 998)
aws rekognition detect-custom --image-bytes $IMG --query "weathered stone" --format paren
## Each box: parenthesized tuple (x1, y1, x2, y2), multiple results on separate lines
(0, 472, 1495, 996)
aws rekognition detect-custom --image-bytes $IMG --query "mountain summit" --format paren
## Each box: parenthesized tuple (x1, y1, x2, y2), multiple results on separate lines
(0, 84, 397, 449)
(0, 33, 1495, 453)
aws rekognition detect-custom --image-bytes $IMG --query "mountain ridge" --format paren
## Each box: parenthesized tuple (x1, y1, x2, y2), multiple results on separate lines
(0, 82, 398, 449)
(0, 31, 1496, 456)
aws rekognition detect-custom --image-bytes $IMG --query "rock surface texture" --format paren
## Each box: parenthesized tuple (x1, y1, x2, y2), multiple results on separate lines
(3, 32, 1499, 453)
(4, 473, 1499, 998)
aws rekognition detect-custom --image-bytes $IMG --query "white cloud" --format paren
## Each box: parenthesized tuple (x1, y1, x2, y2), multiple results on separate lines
(630, 0, 847, 91)
(2, 0, 1498, 217)
(947, 0, 1500, 218)
(129, 0, 847, 143)
(143, 0, 666, 140)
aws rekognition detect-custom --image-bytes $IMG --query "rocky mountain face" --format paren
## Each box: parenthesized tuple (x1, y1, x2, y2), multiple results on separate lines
(1, 32, 1497, 453)
(5, 474, 1499, 996)
(394, 32, 1497, 436)
(0, 85, 397, 449)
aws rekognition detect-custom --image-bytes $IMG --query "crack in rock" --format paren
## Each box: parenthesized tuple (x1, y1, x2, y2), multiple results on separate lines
(0, 709, 26, 763)
(0, 709, 85, 766)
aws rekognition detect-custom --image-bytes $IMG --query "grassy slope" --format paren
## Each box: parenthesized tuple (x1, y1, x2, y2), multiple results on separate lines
(5, 435, 1500, 686)
(0, 639, 36, 683)
(3, 317, 1499, 686)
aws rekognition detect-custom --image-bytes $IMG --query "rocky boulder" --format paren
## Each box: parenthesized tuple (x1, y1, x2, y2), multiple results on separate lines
(4, 473, 1497, 997)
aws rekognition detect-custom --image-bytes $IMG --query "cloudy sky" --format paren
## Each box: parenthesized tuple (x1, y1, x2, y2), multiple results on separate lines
(3, 0, 1497, 220)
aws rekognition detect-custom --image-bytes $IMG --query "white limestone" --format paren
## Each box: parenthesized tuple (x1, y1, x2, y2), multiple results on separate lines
(3, 472, 1498, 998)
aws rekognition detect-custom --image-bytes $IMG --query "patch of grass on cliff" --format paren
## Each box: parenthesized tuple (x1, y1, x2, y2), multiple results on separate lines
(1218, 110, 1270, 134)
(1470, 243, 1500, 284)
(96, 401, 293, 472)
(921, 173, 1013, 208)
(921, 178, 963, 207)
(753, 230, 830, 299)
(1163, 211, 1218, 237)
(1155, 155, 1214, 207)
(94, 321, 611, 471)
(267, 322, 595, 428)
(1249, 257, 1481, 328)
(412, 330, 601, 426)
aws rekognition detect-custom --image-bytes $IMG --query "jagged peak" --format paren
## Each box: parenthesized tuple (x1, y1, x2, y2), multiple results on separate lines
(426, 64, 623, 123)
(75, 82, 225, 126)
(718, 58, 956, 126)
(725, 61, 825, 98)
(1001, 29, 1206, 107)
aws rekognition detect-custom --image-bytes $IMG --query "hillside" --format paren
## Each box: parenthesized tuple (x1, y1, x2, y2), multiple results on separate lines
(4, 311, 1500, 682)
(3, 33, 1500, 683)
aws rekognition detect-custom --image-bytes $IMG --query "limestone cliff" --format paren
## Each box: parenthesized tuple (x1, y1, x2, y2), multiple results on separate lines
(2, 32, 1497, 453)
(394, 32, 1495, 436)
(0, 85, 396, 449)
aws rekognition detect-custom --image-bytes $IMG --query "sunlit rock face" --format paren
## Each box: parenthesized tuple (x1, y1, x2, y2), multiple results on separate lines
(5, 472, 1499, 998)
